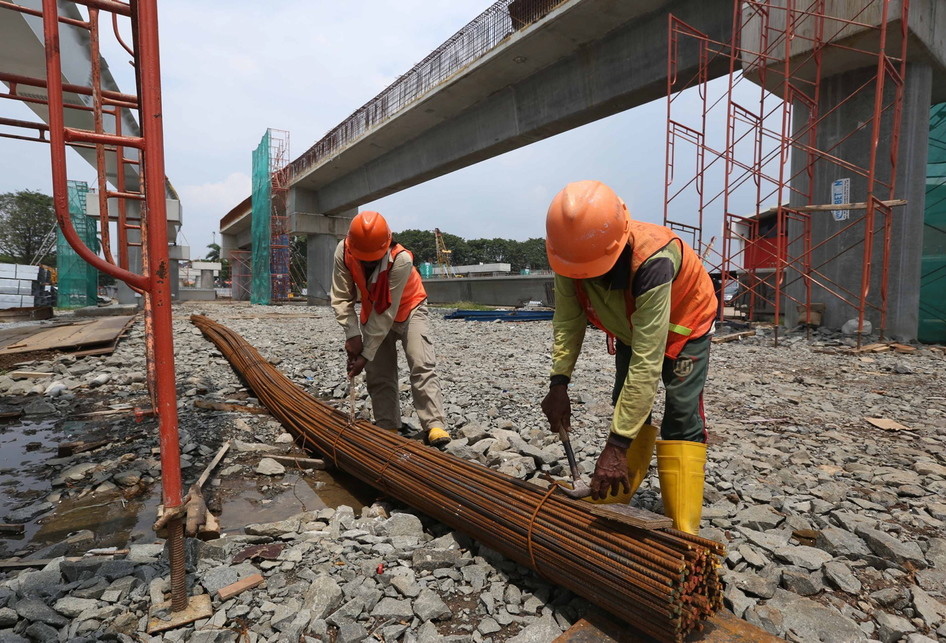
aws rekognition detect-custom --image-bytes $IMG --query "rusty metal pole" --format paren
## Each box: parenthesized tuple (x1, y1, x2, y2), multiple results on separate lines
(133, 0, 187, 612)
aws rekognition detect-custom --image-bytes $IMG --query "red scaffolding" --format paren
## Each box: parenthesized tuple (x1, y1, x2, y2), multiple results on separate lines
(664, 0, 909, 345)
(0, 0, 190, 613)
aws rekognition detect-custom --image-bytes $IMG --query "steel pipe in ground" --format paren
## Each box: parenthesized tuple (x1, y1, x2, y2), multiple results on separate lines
(191, 315, 724, 642)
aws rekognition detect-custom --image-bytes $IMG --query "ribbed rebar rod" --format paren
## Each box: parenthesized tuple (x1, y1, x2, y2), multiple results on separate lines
(191, 315, 724, 642)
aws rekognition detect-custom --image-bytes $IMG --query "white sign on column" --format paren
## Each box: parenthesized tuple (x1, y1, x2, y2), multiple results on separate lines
(832, 178, 850, 221)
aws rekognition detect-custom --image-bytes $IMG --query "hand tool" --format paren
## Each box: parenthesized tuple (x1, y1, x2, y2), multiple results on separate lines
(557, 426, 592, 499)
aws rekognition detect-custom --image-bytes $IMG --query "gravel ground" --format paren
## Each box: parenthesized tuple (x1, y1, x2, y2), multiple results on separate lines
(0, 300, 944, 642)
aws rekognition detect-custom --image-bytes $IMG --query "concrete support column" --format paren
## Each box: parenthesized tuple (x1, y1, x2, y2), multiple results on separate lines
(306, 234, 340, 305)
(200, 269, 214, 289)
(787, 63, 932, 340)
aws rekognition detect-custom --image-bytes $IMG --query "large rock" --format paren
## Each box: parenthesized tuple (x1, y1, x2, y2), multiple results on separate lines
(304, 575, 343, 620)
(413, 589, 451, 622)
(371, 597, 413, 620)
(508, 614, 562, 643)
(855, 526, 927, 569)
(875, 611, 916, 643)
(911, 586, 946, 627)
(412, 548, 462, 571)
(14, 598, 68, 627)
(815, 527, 871, 558)
(774, 545, 832, 571)
(199, 562, 260, 595)
(189, 630, 239, 643)
(378, 513, 424, 538)
(823, 561, 862, 594)
(765, 590, 863, 641)
(52, 596, 98, 618)
(733, 505, 784, 530)
(255, 458, 286, 476)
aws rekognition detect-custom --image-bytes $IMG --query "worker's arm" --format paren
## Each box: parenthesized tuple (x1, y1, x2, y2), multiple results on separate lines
(609, 245, 680, 443)
(550, 273, 587, 383)
(330, 241, 361, 341)
(360, 253, 413, 362)
(543, 274, 587, 434)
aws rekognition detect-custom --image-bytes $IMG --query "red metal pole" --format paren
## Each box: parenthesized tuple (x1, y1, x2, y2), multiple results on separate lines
(133, 0, 187, 611)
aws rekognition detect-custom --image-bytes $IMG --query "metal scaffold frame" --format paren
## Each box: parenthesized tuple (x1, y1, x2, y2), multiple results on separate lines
(664, 0, 909, 345)
(0, 0, 189, 613)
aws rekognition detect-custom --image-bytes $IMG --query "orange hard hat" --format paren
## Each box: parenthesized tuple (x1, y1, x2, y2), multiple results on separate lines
(545, 181, 630, 278)
(347, 211, 392, 261)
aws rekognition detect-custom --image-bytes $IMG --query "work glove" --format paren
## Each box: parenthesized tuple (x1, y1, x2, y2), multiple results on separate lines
(590, 441, 631, 500)
(345, 335, 363, 360)
(541, 384, 571, 434)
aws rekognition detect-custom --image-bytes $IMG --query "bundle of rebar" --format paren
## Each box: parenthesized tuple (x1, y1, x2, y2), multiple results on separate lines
(191, 315, 724, 642)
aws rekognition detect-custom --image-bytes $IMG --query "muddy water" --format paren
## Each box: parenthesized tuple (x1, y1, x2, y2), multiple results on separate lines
(0, 418, 59, 552)
(211, 468, 376, 534)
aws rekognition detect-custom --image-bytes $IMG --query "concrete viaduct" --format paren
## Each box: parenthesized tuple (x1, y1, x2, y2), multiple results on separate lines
(220, 0, 946, 340)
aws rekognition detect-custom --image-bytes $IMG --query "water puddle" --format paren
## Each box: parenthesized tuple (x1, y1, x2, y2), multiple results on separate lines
(1, 412, 379, 556)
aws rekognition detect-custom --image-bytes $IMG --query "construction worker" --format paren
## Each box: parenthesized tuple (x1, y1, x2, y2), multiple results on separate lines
(332, 210, 452, 448)
(541, 181, 717, 534)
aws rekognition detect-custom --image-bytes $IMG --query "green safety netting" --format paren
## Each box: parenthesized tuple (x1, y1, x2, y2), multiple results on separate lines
(921, 103, 946, 343)
(250, 130, 272, 304)
(56, 180, 99, 308)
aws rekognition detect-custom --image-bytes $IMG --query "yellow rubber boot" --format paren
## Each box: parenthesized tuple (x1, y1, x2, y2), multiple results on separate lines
(585, 424, 659, 505)
(427, 426, 451, 448)
(656, 440, 707, 534)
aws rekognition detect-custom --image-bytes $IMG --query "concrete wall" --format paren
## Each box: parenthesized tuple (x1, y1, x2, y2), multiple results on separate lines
(423, 275, 554, 307)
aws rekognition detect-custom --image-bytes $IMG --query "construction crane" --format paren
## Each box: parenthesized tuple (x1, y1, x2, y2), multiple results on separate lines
(434, 228, 457, 278)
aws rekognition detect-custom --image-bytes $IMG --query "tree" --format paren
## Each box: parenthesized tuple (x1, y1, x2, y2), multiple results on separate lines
(205, 243, 220, 262)
(0, 190, 57, 265)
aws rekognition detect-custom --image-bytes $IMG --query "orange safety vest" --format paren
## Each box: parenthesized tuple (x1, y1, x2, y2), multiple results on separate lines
(344, 241, 427, 325)
(575, 220, 717, 359)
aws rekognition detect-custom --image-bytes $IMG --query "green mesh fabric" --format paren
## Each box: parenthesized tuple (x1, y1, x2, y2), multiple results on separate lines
(56, 180, 99, 308)
(251, 130, 272, 304)
(921, 103, 946, 343)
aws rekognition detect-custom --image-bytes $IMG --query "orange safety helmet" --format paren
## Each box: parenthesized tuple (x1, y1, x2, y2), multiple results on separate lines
(347, 211, 392, 261)
(545, 181, 630, 279)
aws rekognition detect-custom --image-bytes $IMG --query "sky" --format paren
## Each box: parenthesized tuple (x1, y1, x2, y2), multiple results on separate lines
(0, 1, 779, 261)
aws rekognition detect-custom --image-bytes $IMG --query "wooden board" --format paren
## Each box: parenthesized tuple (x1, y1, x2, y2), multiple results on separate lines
(865, 417, 909, 431)
(0, 315, 135, 356)
(588, 504, 673, 530)
(555, 607, 783, 643)
(217, 573, 265, 600)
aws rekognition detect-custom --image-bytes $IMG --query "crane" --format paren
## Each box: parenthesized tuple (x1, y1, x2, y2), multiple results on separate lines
(434, 228, 457, 278)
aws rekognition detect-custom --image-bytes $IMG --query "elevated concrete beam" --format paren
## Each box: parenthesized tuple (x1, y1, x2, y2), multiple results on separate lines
(311, 0, 733, 214)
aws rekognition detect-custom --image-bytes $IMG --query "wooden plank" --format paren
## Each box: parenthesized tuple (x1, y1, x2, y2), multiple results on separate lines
(588, 505, 673, 530)
(8, 371, 55, 380)
(890, 343, 916, 352)
(217, 573, 265, 601)
(850, 342, 888, 353)
(791, 198, 906, 212)
(195, 440, 231, 488)
(268, 454, 327, 470)
(0, 524, 24, 535)
(554, 607, 783, 643)
(712, 330, 756, 344)
(0, 315, 135, 356)
(865, 417, 910, 431)
(0, 410, 22, 421)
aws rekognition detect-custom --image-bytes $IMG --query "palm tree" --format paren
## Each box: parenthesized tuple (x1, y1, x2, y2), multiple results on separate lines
(205, 243, 220, 262)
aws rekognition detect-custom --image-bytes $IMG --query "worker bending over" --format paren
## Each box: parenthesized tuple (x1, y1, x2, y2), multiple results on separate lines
(541, 181, 717, 534)
(331, 211, 451, 448)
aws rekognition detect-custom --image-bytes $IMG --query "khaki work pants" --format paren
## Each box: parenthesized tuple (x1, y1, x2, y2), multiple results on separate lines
(365, 305, 446, 432)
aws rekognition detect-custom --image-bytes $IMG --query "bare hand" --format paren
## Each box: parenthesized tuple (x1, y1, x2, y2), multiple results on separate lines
(345, 336, 363, 359)
(590, 442, 630, 500)
(347, 355, 367, 378)
(541, 385, 571, 434)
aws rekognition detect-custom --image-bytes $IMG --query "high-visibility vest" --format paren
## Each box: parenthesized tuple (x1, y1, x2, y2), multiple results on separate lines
(344, 241, 427, 325)
(575, 220, 717, 359)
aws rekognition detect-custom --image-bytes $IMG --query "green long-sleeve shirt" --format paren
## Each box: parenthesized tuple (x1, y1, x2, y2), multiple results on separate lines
(551, 243, 682, 441)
